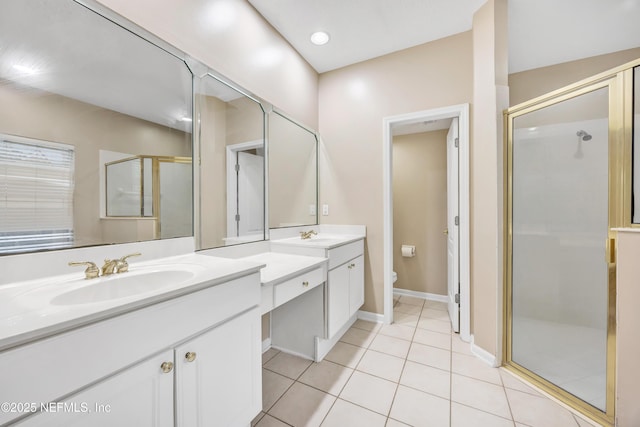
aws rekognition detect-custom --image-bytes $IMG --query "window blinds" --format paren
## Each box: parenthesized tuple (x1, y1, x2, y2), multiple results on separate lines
(0, 136, 75, 254)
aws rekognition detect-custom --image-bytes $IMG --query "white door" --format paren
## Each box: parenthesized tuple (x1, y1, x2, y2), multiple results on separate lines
(446, 118, 460, 333)
(237, 151, 264, 236)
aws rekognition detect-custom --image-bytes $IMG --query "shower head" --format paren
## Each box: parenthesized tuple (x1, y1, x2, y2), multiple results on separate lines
(576, 130, 592, 141)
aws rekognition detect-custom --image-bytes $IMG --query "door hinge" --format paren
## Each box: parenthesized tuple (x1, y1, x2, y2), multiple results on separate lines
(454, 293, 460, 304)
(454, 216, 459, 226)
(235, 163, 240, 172)
(235, 214, 240, 222)
(454, 137, 459, 148)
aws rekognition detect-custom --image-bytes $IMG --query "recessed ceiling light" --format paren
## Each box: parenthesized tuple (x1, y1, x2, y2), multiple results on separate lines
(12, 64, 38, 75)
(180, 117, 192, 122)
(310, 31, 330, 46)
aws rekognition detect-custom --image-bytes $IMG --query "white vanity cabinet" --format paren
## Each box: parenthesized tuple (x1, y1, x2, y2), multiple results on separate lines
(3, 271, 262, 427)
(326, 242, 365, 338)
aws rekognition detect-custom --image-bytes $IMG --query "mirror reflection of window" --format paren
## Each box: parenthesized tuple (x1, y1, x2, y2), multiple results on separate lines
(0, 135, 74, 254)
(0, 0, 193, 253)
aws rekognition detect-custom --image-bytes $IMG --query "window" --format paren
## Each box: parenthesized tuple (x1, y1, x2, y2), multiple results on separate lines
(0, 135, 75, 254)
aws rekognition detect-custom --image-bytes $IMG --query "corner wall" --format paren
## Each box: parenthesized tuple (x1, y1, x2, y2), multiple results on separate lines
(470, 0, 509, 357)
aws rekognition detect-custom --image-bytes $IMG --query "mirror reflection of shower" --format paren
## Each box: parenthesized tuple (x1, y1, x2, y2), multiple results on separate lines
(574, 129, 592, 159)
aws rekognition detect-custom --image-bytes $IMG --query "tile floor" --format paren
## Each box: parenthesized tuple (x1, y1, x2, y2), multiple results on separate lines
(253, 295, 602, 427)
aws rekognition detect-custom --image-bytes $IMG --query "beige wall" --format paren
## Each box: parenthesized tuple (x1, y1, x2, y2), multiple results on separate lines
(471, 0, 509, 356)
(0, 83, 190, 247)
(614, 230, 640, 427)
(95, 0, 319, 129)
(319, 32, 473, 314)
(509, 47, 640, 106)
(392, 130, 448, 296)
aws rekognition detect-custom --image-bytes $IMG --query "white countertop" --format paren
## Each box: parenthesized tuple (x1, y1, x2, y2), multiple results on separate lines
(239, 252, 327, 286)
(0, 253, 263, 351)
(270, 234, 365, 249)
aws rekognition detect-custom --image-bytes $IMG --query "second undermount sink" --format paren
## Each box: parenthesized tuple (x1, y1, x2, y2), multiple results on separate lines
(51, 268, 197, 306)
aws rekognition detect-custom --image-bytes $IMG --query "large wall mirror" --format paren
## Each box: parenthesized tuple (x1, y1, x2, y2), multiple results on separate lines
(0, 0, 193, 255)
(196, 74, 265, 249)
(268, 111, 318, 229)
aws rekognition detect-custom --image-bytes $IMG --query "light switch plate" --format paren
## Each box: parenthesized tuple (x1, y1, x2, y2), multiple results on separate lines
(309, 204, 316, 215)
(322, 204, 329, 216)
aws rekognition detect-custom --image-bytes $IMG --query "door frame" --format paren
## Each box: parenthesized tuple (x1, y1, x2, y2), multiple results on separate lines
(225, 140, 263, 237)
(382, 103, 470, 342)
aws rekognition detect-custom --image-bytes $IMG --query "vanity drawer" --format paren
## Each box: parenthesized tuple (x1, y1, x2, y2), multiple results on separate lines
(327, 239, 364, 269)
(273, 267, 324, 308)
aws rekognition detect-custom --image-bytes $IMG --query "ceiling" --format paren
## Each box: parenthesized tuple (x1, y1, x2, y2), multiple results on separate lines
(248, 0, 640, 74)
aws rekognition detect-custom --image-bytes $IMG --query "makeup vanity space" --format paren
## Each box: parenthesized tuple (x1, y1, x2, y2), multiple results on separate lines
(0, 1, 366, 426)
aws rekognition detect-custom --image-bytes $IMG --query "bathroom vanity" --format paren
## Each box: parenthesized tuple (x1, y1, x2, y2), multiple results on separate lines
(0, 254, 264, 426)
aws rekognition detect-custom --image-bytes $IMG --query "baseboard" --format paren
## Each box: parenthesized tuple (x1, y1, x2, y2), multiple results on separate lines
(393, 288, 448, 303)
(471, 335, 499, 367)
(357, 310, 384, 323)
(262, 338, 272, 353)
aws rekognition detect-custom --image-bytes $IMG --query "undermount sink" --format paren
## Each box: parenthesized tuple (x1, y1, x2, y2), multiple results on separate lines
(51, 269, 196, 306)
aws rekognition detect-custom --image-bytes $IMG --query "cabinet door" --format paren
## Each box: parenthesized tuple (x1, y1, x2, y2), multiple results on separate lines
(328, 264, 350, 338)
(348, 255, 365, 316)
(175, 306, 261, 427)
(17, 351, 174, 427)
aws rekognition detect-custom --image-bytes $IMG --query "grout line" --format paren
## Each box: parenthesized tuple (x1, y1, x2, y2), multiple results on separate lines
(498, 366, 517, 425)
(449, 325, 453, 426)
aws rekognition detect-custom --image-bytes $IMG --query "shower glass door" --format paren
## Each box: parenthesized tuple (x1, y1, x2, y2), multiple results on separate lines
(506, 80, 617, 425)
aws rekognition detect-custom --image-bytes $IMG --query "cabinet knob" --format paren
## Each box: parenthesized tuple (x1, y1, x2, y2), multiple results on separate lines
(185, 351, 197, 362)
(160, 361, 174, 373)
(302, 281, 309, 287)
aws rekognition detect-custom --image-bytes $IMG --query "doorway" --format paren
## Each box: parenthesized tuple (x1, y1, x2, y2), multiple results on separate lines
(383, 104, 470, 341)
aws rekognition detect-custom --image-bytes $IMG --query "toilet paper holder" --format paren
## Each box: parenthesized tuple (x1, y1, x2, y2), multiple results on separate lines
(401, 245, 416, 257)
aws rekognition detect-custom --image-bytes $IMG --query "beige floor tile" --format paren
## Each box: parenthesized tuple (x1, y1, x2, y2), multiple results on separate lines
(356, 349, 405, 382)
(399, 360, 450, 399)
(339, 327, 376, 348)
(451, 374, 512, 419)
(298, 360, 354, 396)
(451, 352, 502, 385)
(505, 388, 581, 427)
(262, 369, 294, 411)
(451, 335, 473, 356)
(255, 414, 290, 427)
(499, 369, 542, 396)
(421, 307, 450, 321)
(352, 319, 382, 333)
(369, 333, 411, 358)
(413, 328, 451, 350)
(378, 323, 416, 341)
(393, 311, 420, 328)
(389, 385, 450, 427)
(424, 300, 448, 311)
(320, 398, 387, 427)
(264, 351, 313, 380)
(450, 402, 515, 427)
(339, 371, 397, 416)
(393, 302, 422, 315)
(407, 342, 451, 371)
(324, 341, 366, 368)
(386, 419, 411, 427)
(262, 348, 280, 365)
(417, 317, 452, 334)
(251, 411, 266, 426)
(397, 295, 426, 307)
(574, 414, 601, 427)
(269, 382, 336, 427)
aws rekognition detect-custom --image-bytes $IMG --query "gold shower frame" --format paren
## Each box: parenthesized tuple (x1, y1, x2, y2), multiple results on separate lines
(503, 58, 639, 427)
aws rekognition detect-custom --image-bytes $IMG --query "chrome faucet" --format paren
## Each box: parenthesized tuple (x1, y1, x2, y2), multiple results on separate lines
(300, 230, 317, 240)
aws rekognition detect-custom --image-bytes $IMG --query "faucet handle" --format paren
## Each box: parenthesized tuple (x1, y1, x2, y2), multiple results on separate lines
(69, 261, 100, 279)
(117, 252, 142, 273)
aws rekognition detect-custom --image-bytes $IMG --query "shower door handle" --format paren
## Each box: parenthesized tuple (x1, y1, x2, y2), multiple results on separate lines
(605, 237, 616, 264)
